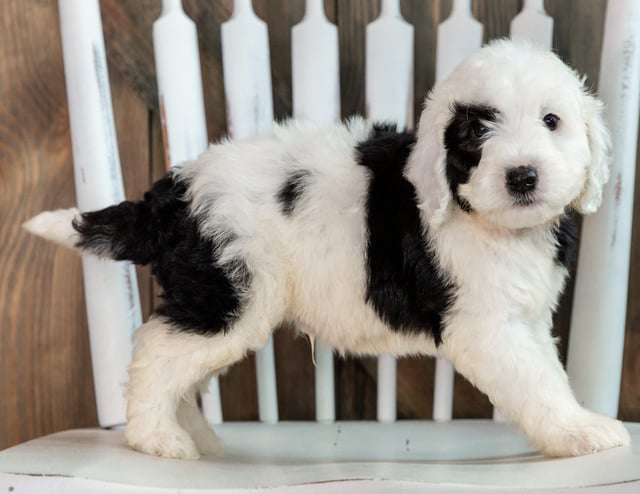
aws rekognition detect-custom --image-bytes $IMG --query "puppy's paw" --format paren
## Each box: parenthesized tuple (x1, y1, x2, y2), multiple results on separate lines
(125, 421, 200, 460)
(538, 412, 630, 457)
(192, 426, 223, 456)
(176, 401, 224, 456)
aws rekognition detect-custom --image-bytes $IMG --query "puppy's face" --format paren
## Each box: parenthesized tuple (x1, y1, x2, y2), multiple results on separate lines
(410, 41, 610, 230)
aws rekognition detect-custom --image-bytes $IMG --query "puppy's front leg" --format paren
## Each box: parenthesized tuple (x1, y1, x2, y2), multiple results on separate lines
(441, 315, 630, 456)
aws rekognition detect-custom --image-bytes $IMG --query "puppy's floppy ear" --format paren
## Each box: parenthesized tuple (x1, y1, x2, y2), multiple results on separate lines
(406, 96, 452, 229)
(574, 94, 611, 214)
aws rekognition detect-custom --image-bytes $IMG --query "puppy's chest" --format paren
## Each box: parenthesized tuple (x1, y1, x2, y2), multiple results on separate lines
(437, 224, 567, 316)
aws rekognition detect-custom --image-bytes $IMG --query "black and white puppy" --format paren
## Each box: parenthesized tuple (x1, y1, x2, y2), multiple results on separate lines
(26, 40, 630, 459)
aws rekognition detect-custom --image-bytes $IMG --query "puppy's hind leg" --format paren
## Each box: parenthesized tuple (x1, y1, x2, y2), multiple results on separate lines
(125, 318, 199, 460)
(125, 317, 250, 460)
(176, 378, 224, 456)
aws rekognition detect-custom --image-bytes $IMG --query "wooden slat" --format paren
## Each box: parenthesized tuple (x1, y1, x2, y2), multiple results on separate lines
(220, 0, 278, 423)
(510, 0, 553, 48)
(543, 0, 607, 368)
(152, 0, 208, 169)
(567, 0, 640, 417)
(58, 0, 144, 428)
(152, 0, 223, 424)
(291, 0, 340, 423)
(365, 0, 415, 423)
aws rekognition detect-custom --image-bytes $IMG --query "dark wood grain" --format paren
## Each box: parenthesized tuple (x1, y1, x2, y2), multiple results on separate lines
(546, 0, 607, 87)
(474, 0, 520, 42)
(1, 0, 638, 451)
(273, 326, 316, 420)
(100, 0, 160, 113)
(336, 356, 378, 420)
(619, 122, 640, 421)
(253, 0, 303, 120)
(336, 0, 377, 118)
(396, 357, 436, 419)
(406, 1, 440, 119)
(183, 0, 230, 141)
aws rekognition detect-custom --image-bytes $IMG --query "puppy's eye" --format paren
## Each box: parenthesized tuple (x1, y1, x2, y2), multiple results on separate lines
(543, 113, 560, 131)
(471, 121, 491, 138)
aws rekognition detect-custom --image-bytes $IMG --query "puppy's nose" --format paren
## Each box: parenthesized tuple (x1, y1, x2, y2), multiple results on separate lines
(506, 166, 538, 195)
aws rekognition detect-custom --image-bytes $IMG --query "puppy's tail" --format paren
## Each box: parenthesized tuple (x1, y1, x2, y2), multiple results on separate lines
(25, 175, 186, 265)
(24, 200, 159, 266)
(23, 208, 81, 251)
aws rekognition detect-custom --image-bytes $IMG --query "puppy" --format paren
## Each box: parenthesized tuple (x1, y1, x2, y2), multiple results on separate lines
(25, 40, 630, 459)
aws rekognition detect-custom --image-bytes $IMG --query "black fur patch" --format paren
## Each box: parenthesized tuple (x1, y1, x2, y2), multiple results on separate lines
(444, 104, 499, 212)
(73, 174, 250, 335)
(553, 213, 578, 269)
(73, 177, 172, 264)
(277, 169, 311, 216)
(357, 123, 455, 345)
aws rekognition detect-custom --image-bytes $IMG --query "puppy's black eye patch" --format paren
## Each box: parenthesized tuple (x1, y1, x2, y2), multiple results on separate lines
(444, 103, 499, 211)
(445, 105, 498, 153)
(543, 113, 560, 130)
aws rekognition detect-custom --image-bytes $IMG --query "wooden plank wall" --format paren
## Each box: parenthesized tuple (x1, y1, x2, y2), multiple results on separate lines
(1, 0, 638, 450)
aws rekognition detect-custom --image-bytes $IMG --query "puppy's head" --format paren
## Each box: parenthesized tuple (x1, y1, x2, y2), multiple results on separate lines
(407, 39, 610, 230)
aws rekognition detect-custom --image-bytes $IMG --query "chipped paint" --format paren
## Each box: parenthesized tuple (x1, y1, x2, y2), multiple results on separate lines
(159, 94, 171, 171)
(308, 333, 316, 367)
(611, 173, 623, 247)
(225, 97, 234, 140)
(92, 43, 122, 206)
(615, 173, 623, 203)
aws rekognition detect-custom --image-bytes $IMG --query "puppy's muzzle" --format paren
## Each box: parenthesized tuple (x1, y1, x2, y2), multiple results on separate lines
(506, 166, 538, 202)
